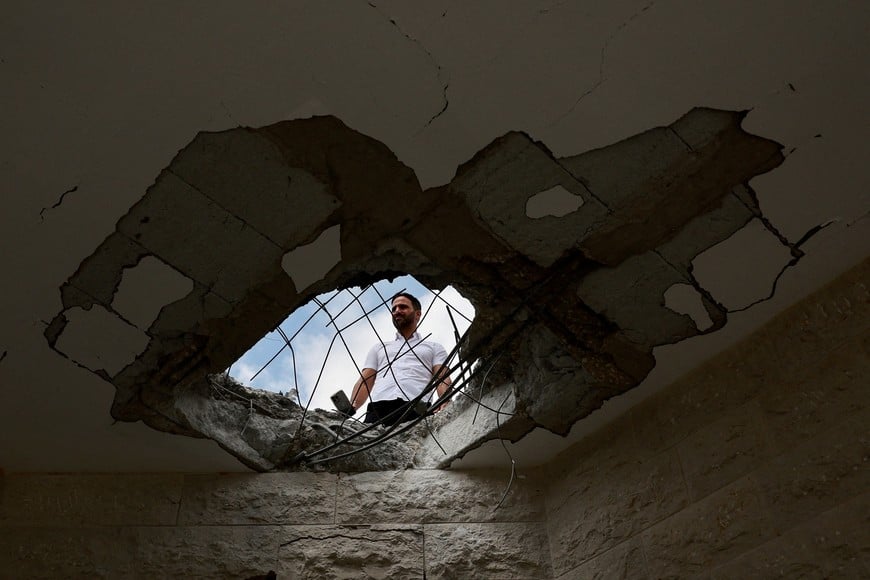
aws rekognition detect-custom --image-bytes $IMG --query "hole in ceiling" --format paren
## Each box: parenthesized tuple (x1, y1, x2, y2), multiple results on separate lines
(44, 108, 788, 471)
(281, 225, 342, 293)
(228, 274, 476, 413)
(525, 184, 585, 218)
(663, 283, 714, 331)
(111, 256, 194, 331)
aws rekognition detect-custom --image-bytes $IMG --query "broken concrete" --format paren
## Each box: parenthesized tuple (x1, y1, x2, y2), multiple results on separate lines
(46, 108, 786, 471)
(167, 373, 431, 472)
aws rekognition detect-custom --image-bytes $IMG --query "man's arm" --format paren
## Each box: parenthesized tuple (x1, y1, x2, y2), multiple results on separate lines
(432, 364, 452, 408)
(350, 368, 377, 411)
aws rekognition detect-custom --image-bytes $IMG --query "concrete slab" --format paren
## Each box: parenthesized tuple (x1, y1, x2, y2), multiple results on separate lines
(54, 305, 149, 376)
(577, 251, 698, 346)
(451, 132, 607, 267)
(169, 129, 341, 250)
(117, 171, 284, 303)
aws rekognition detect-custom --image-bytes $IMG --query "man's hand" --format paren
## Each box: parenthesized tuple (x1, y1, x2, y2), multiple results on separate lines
(432, 364, 451, 413)
(330, 390, 356, 416)
(350, 368, 377, 411)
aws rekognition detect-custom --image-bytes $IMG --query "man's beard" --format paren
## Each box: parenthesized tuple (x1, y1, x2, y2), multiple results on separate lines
(393, 314, 413, 332)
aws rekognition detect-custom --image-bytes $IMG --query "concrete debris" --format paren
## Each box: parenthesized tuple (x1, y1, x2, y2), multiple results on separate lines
(45, 108, 785, 471)
(188, 373, 428, 472)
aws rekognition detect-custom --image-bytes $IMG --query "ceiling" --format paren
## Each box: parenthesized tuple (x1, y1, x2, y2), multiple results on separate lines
(2, 1, 867, 472)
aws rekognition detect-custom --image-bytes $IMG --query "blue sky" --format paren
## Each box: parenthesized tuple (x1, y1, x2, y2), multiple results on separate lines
(229, 275, 475, 411)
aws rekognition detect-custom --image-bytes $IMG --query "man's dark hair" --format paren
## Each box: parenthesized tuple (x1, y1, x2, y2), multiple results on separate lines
(391, 291, 421, 311)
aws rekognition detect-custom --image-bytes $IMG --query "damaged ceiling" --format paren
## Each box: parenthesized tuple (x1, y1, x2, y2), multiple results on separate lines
(1, 1, 867, 472)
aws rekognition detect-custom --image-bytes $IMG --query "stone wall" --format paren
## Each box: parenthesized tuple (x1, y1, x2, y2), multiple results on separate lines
(545, 259, 869, 578)
(0, 469, 551, 578)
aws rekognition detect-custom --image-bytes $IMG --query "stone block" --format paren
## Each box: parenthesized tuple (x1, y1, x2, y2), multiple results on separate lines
(676, 400, 774, 501)
(555, 536, 648, 580)
(547, 449, 688, 574)
(336, 468, 545, 524)
(178, 472, 337, 525)
(759, 345, 869, 453)
(630, 355, 763, 455)
(546, 410, 641, 484)
(277, 524, 424, 579)
(0, 474, 183, 526)
(709, 491, 870, 579)
(732, 260, 869, 391)
(755, 410, 869, 532)
(424, 522, 552, 579)
(0, 526, 120, 579)
(118, 525, 281, 578)
(786, 266, 870, 349)
(641, 475, 774, 577)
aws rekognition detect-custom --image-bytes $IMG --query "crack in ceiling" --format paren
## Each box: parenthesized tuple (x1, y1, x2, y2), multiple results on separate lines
(39, 185, 79, 222)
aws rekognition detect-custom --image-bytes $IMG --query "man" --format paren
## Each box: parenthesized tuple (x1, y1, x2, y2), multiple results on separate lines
(349, 292, 451, 426)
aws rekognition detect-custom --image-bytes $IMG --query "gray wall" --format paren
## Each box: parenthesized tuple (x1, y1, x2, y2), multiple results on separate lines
(0, 470, 550, 578)
(1, 260, 867, 579)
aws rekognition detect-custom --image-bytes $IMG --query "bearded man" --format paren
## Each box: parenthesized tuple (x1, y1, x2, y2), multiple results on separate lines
(349, 292, 451, 425)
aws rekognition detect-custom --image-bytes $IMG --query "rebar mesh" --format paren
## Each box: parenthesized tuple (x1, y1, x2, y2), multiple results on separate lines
(229, 275, 474, 417)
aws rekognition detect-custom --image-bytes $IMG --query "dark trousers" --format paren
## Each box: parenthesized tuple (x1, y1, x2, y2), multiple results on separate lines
(364, 398, 422, 426)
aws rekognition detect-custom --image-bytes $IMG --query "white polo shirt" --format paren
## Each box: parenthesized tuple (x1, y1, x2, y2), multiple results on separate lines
(363, 331, 448, 402)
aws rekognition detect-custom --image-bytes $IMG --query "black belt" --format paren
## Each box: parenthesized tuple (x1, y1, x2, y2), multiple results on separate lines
(364, 398, 423, 426)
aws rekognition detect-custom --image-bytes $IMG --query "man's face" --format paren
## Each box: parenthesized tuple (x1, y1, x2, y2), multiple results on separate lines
(391, 296, 420, 331)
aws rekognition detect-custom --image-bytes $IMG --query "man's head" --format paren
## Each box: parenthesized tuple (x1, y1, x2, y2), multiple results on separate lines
(391, 292, 421, 335)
